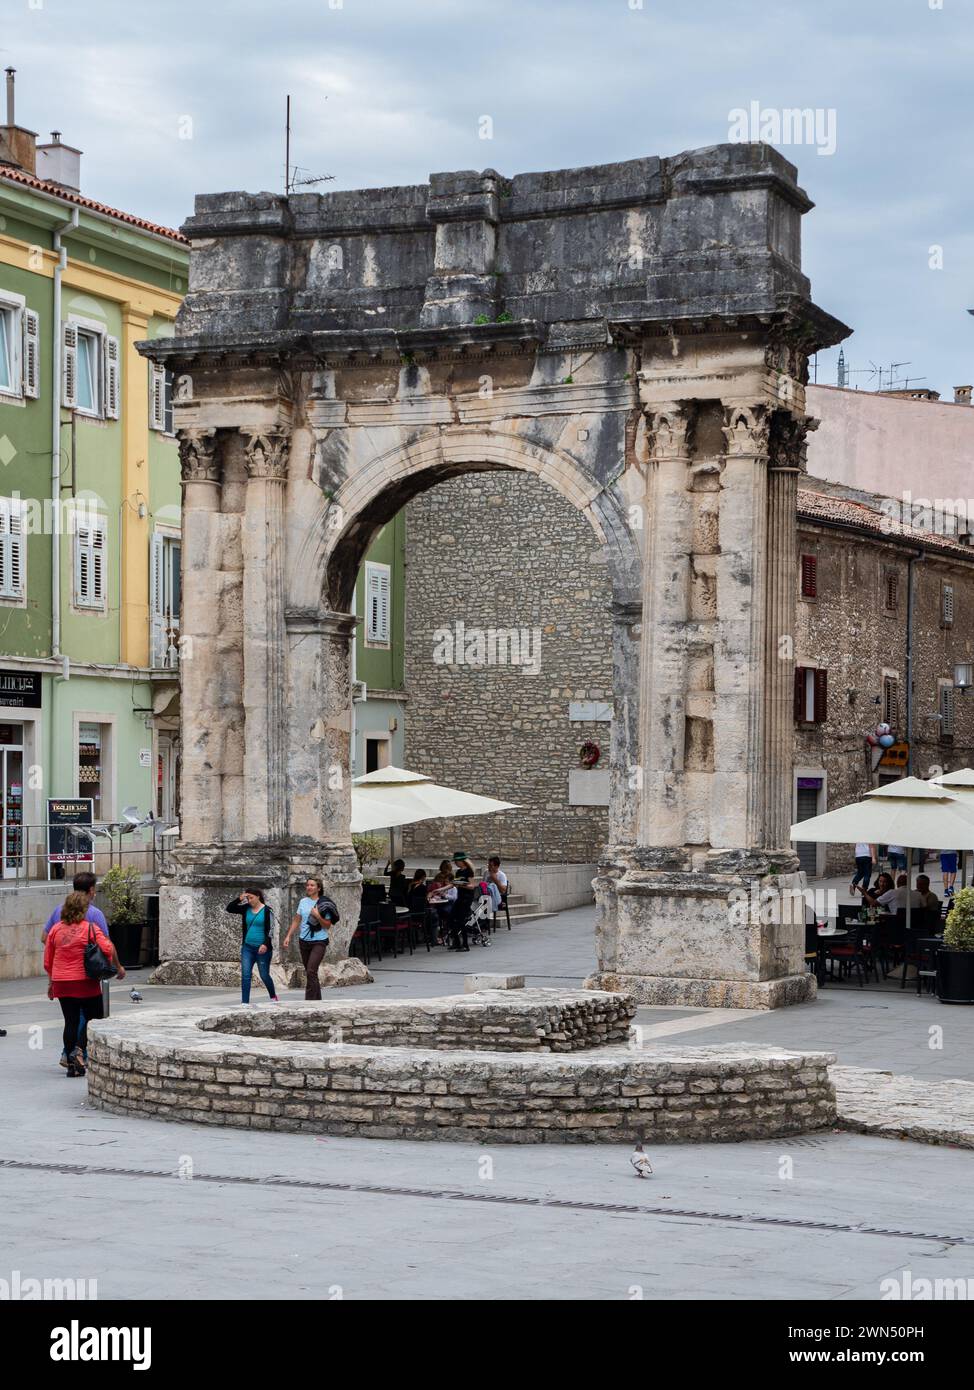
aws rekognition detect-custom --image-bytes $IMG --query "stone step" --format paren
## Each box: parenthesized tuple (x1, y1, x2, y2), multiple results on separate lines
(501, 910, 558, 924)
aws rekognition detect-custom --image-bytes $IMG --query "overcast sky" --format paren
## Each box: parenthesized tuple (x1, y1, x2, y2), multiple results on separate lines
(5, 0, 973, 396)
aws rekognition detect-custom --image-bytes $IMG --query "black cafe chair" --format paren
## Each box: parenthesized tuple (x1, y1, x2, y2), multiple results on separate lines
(823, 926, 879, 987)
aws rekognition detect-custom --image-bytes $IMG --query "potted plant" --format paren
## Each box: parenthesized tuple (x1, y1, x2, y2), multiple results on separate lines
(936, 885, 974, 1004)
(100, 865, 147, 969)
(353, 833, 388, 905)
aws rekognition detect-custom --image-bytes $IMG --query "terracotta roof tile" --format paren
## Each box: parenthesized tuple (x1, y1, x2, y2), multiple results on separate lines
(798, 487, 974, 557)
(0, 163, 188, 245)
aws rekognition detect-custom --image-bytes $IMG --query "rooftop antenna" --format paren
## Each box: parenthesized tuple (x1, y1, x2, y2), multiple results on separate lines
(888, 361, 912, 390)
(284, 92, 334, 195)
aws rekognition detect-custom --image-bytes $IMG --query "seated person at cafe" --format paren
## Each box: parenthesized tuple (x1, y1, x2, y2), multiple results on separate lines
(915, 874, 942, 914)
(858, 873, 925, 912)
(383, 858, 409, 906)
(427, 871, 457, 943)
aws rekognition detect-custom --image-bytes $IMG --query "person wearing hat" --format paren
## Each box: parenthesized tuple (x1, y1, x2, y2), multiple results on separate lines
(449, 851, 477, 952)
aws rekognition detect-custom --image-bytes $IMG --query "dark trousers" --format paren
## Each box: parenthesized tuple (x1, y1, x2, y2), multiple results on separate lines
(448, 889, 474, 951)
(299, 938, 328, 1000)
(240, 943, 277, 1003)
(59, 994, 103, 1058)
(851, 856, 873, 891)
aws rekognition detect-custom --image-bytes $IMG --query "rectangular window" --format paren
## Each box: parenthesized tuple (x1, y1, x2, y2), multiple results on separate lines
(150, 532, 181, 666)
(65, 321, 119, 420)
(941, 684, 956, 738)
(794, 667, 827, 724)
(149, 363, 173, 433)
(942, 583, 955, 628)
(364, 561, 391, 645)
(800, 554, 817, 598)
(74, 516, 107, 609)
(0, 498, 26, 600)
(883, 675, 899, 730)
(0, 292, 26, 398)
(884, 569, 898, 613)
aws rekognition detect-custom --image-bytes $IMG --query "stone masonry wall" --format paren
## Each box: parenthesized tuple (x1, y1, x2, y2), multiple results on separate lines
(197, 991, 635, 1053)
(87, 1005, 837, 1144)
(402, 470, 612, 864)
(795, 513, 974, 875)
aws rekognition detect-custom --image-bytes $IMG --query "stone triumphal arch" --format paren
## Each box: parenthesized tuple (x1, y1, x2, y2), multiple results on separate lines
(142, 144, 848, 1007)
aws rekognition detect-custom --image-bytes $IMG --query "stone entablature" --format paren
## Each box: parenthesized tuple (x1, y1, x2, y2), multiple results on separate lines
(198, 990, 635, 1053)
(87, 1003, 836, 1144)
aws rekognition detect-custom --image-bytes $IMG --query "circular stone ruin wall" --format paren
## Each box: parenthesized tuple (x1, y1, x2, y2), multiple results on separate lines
(87, 991, 836, 1144)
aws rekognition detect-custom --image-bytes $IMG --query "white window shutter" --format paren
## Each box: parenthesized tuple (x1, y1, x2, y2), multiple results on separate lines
(149, 362, 166, 431)
(365, 564, 391, 643)
(22, 310, 40, 399)
(75, 520, 90, 605)
(92, 519, 105, 603)
(149, 532, 165, 664)
(378, 569, 390, 642)
(0, 501, 24, 599)
(104, 335, 120, 419)
(944, 584, 955, 627)
(62, 323, 78, 408)
(75, 517, 105, 607)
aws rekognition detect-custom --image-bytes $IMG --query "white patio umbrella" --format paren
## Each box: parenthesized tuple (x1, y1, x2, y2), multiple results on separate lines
(791, 776, 974, 930)
(350, 766, 518, 835)
(931, 768, 974, 887)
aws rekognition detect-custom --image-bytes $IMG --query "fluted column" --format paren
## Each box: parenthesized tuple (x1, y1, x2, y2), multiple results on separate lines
(717, 404, 771, 849)
(764, 414, 807, 851)
(178, 428, 224, 846)
(241, 429, 290, 843)
(637, 404, 694, 847)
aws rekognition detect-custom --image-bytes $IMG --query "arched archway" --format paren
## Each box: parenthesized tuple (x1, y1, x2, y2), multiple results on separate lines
(145, 145, 847, 1006)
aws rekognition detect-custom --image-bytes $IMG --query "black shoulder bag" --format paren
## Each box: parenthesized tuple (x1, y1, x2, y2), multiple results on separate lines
(84, 923, 118, 981)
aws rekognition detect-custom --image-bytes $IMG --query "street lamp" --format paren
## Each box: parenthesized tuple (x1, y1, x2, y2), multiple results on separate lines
(955, 662, 974, 692)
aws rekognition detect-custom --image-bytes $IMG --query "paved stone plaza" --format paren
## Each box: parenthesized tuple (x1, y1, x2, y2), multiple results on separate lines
(5, 902, 974, 1299)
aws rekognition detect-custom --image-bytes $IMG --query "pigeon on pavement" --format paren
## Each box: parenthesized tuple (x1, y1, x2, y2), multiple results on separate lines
(630, 1143, 654, 1178)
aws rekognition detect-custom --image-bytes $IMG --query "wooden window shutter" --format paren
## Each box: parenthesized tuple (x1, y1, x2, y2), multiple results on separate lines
(813, 668, 828, 723)
(943, 584, 955, 627)
(885, 570, 898, 611)
(149, 362, 166, 431)
(0, 501, 25, 599)
(22, 309, 40, 399)
(149, 533, 165, 664)
(800, 554, 817, 597)
(61, 323, 78, 408)
(794, 666, 805, 721)
(942, 685, 956, 737)
(104, 335, 121, 419)
(884, 676, 899, 730)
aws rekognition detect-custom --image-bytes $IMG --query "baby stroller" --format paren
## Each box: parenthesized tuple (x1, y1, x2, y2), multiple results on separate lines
(466, 892, 494, 947)
(447, 889, 493, 950)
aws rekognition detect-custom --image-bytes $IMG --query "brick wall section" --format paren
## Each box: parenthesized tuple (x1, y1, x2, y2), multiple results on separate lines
(87, 1005, 837, 1144)
(197, 990, 635, 1053)
(795, 521, 974, 874)
(402, 470, 612, 864)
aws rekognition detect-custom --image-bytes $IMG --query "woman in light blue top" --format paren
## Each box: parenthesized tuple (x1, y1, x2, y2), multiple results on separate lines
(283, 877, 339, 1000)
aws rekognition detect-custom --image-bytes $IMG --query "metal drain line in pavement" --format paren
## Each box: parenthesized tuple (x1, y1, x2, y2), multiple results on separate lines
(2, 1157, 970, 1247)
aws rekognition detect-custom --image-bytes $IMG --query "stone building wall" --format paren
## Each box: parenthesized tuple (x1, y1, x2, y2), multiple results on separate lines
(402, 470, 613, 864)
(795, 494, 974, 875)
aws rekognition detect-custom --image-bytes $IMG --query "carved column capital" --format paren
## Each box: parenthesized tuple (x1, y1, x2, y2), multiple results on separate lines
(721, 403, 770, 460)
(242, 429, 291, 482)
(770, 412, 817, 473)
(178, 428, 221, 485)
(644, 402, 695, 463)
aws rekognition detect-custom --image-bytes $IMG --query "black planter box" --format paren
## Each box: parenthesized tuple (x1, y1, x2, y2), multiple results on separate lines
(936, 949, 974, 1004)
(110, 921, 147, 971)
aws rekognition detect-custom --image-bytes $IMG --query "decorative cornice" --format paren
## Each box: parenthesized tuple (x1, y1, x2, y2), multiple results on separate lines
(178, 428, 220, 484)
(242, 429, 290, 481)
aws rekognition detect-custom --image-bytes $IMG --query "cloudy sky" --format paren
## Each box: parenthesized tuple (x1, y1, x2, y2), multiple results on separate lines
(5, 0, 973, 396)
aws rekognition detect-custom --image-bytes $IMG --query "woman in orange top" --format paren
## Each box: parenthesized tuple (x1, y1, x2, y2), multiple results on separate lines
(44, 891, 124, 1077)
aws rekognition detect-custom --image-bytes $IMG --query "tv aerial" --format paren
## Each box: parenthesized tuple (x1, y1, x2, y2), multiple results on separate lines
(284, 94, 335, 194)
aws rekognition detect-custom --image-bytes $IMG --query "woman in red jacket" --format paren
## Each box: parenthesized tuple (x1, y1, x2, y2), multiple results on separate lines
(44, 891, 125, 1077)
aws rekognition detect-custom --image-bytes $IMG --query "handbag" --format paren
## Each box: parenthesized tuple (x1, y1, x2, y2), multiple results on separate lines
(83, 923, 118, 981)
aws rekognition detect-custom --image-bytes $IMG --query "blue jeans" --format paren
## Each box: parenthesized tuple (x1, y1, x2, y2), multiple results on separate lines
(241, 943, 276, 1003)
(851, 856, 873, 891)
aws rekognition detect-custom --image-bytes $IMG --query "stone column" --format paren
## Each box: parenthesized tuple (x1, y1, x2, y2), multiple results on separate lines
(284, 607, 362, 960)
(177, 429, 224, 846)
(241, 429, 290, 844)
(716, 403, 771, 850)
(637, 404, 694, 847)
(764, 414, 807, 852)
